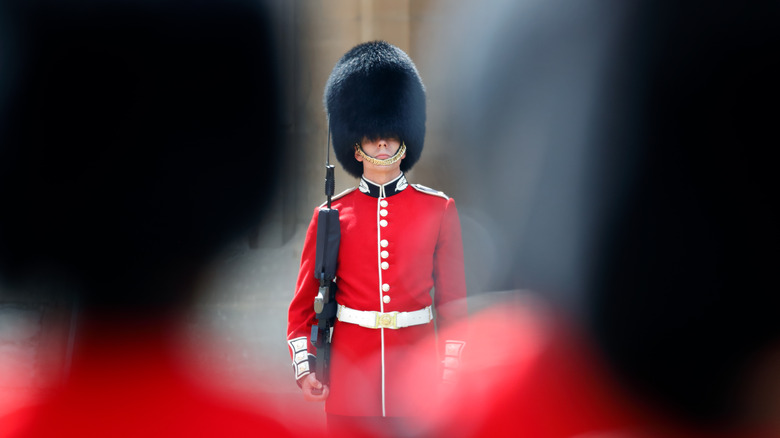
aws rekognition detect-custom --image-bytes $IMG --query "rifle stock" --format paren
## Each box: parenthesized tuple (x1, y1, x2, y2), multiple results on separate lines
(312, 207, 340, 386)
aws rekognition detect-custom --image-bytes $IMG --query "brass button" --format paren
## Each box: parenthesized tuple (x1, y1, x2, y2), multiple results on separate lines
(381, 250, 389, 259)
(383, 295, 391, 303)
(380, 219, 388, 227)
(380, 209, 388, 217)
(380, 199, 388, 208)
(380, 239, 389, 248)
(382, 283, 390, 292)
(381, 261, 389, 270)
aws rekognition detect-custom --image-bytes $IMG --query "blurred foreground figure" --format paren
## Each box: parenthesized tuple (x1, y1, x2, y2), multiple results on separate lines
(427, 0, 780, 437)
(0, 0, 298, 436)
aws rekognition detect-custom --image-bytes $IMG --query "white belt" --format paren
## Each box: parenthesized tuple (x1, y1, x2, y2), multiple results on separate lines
(337, 304, 433, 329)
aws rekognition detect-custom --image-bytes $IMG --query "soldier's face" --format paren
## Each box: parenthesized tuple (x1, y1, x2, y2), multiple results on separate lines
(355, 136, 405, 166)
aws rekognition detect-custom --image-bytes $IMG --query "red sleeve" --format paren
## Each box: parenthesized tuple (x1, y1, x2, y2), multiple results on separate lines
(433, 198, 468, 379)
(286, 208, 320, 380)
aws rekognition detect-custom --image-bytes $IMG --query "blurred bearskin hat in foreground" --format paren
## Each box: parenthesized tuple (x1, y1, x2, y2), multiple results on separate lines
(324, 41, 426, 178)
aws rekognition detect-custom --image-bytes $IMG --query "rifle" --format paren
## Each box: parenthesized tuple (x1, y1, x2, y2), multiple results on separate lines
(310, 125, 340, 389)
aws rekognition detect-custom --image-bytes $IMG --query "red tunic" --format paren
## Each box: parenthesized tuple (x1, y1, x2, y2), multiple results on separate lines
(287, 174, 468, 417)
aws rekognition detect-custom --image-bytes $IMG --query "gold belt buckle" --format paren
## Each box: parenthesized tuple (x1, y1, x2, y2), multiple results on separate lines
(375, 312, 398, 329)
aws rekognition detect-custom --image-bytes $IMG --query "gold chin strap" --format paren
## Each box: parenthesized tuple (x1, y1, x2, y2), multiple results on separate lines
(355, 142, 407, 166)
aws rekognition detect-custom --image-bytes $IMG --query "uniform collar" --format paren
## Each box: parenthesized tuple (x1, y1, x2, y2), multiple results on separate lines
(358, 173, 408, 198)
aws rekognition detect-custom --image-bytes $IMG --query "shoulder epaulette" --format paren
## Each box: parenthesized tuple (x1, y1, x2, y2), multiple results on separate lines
(319, 187, 358, 207)
(411, 184, 449, 200)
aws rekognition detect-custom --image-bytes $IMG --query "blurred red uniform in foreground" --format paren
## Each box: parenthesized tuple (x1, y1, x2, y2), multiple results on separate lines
(1, 320, 298, 438)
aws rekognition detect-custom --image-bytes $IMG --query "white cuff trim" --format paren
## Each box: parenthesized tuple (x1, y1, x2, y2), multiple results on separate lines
(288, 336, 312, 380)
(442, 340, 466, 382)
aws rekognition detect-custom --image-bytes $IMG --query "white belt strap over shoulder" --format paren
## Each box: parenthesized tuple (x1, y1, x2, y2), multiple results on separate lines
(337, 304, 433, 329)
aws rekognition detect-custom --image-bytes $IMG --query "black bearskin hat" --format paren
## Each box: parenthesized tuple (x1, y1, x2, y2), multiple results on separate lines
(324, 41, 426, 178)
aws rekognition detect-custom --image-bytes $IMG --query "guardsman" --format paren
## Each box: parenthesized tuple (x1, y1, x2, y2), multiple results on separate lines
(287, 41, 467, 436)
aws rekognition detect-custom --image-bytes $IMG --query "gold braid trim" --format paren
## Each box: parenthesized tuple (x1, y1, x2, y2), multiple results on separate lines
(355, 142, 406, 166)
